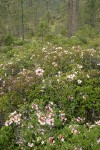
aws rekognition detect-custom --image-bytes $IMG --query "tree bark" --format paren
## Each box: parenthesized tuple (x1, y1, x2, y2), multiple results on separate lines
(67, 0, 79, 37)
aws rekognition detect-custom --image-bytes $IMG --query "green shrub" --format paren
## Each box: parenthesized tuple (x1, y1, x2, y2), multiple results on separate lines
(75, 25, 97, 44)
(4, 35, 14, 46)
(0, 34, 100, 149)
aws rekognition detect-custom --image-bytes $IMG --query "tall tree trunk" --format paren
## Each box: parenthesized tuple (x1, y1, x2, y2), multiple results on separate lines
(46, 0, 49, 25)
(21, 0, 24, 40)
(67, 0, 79, 37)
(34, 3, 38, 29)
(46, 0, 50, 30)
(6, 0, 11, 35)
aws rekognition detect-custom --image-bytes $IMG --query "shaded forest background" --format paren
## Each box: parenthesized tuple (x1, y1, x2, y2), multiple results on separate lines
(0, 0, 100, 43)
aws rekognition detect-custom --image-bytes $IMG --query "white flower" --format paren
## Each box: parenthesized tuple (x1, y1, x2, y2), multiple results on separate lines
(80, 52, 84, 58)
(5, 121, 9, 126)
(97, 138, 100, 144)
(86, 74, 90, 78)
(76, 117, 83, 122)
(37, 137, 41, 141)
(77, 79, 82, 84)
(95, 120, 100, 126)
(41, 141, 45, 145)
(48, 137, 55, 144)
(67, 74, 75, 81)
(38, 115, 46, 125)
(28, 124, 33, 129)
(49, 101, 53, 105)
(90, 125, 96, 128)
(52, 62, 57, 67)
(42, 47, 46, 52)
(72, 129, 79, 134)
(46, 118, 54, 126)
(61, 138, 64, 142)
(77, 64, 83, 69)
(9, 111, 17, 117)
(58, 134, 65, 142)
(35, 68, 44, 77)
(32, 103, 38, 110)
(28, 143, 34, 147)
(82, 95, 86, 100)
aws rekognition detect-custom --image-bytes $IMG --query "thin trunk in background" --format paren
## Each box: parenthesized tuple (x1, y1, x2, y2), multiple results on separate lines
(46, 0, 50, 28)
(21, 0, 24, 40)
(6, 0, 11, 35)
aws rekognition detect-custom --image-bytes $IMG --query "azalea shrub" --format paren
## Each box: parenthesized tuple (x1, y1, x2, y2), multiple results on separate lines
(0, 34, 100, 149)
(0, 103, 100, 150)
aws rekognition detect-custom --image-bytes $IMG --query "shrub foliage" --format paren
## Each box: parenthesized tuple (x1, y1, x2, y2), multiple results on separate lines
(0, 32, 100, 150)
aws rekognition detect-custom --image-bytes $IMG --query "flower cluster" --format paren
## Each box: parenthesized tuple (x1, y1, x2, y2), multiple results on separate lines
(89, 120, 100, 129)
(32, 102, 54, 126)
(67, 74, 76, 81)
(77, 64, 83, 69)
(1, 36, 100, 150)
(47, 136, 55, 144)
(75, 117, 84, 123)
(5, 111, 21, 126)
(58, 134, 65, 142)
(52, 62, 57, 67)
(28, 142, 34, 148)
(31, 102, 68, 127)
(35, 67, 44, 77)
(95, 120, 100, 126)
(59, 111, 67, 124)
(69, 124, 80, 135)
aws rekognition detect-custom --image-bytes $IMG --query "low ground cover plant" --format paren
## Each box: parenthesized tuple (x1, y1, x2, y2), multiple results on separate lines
(0, 32, 100, 149)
